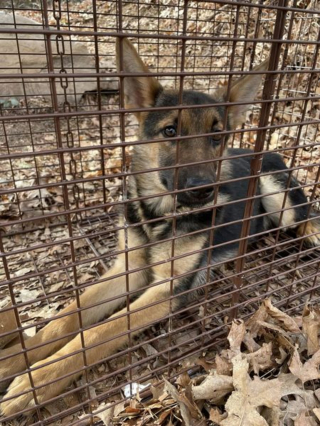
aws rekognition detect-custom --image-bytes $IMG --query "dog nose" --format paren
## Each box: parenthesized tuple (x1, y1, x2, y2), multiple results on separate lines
(185, 178, 214, 200)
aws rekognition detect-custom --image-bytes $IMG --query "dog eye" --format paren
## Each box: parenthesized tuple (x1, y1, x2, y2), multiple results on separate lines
(210, 129, 222, 145)
(163, 126, 176, 138)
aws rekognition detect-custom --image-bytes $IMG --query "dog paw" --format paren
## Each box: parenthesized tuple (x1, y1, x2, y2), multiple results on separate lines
(0, 355, 72, 417)
(0, 371, 36, 417)
(297, 220, 320, 247)
(0, 373, 38, 417)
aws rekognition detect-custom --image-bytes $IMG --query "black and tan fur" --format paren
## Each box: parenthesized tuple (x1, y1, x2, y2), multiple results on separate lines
(1, 39, 319, 416)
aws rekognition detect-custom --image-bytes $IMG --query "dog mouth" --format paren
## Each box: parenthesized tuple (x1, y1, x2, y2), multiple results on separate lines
(162, 176, 215, 206)
(177, 188, 215, 206)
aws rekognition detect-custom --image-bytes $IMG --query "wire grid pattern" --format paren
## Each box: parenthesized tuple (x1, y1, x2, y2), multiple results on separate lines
(0, 0, 320, 423)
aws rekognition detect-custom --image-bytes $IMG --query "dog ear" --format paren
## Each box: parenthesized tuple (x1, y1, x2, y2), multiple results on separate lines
(225, 60, 269, 129)
(116, 38, 162, 116)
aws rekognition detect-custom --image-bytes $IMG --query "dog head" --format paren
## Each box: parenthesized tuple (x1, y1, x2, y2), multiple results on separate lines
(116, 38, 267, 214)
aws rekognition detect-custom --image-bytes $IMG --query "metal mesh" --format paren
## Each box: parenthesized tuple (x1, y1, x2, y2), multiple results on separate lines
(0, 0, 319, 423)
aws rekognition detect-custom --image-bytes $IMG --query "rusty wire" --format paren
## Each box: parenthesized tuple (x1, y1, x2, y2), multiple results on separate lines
(0, 0, 320, 424)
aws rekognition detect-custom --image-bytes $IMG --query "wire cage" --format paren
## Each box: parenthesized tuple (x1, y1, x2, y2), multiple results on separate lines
(0, 0, 319, 424)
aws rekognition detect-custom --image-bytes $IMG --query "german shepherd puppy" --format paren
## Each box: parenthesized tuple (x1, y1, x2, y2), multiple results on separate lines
(0, 39, 319, 416)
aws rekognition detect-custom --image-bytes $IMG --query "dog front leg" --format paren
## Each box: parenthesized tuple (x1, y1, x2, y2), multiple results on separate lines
(0, 281, 175, 416)
(0, 248, 148, 391)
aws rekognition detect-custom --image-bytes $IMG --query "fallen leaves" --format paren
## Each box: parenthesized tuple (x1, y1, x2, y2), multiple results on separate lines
(106, 299, 320, 425)
(221, 355, 281, 426)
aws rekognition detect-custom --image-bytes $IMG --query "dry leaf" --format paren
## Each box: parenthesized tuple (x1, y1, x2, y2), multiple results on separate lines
(257, 320, 291, 337)
(13, 267, 33, 277)
(192, 373, 233, 402)
(246, 303, 268, 336)
(17, 288, 40, 303)
(302, 305, 320, 356)
(243, 331, 261, 352)
(246, 342, 274, 374)
(285, 391, 320, 420)
(142, 343, 159, 358)
(227, 319, 245, 354)
(264, 299, 300, 333)
(150, 384, 165, 400)
(289, 347, 320, 382)
(215, 354, 232, 376)
(282, 397, 312, 423)
(113, 400, 126, 417)
(157, 408, 173, 424)
(196, 357, 215, 372)
(221, 355, 282, 426)
(276, 346, 288, 365)
(260, 407, 280, 426)
(93, 402, 114, 426)
(209, 407, 227, 424)
(164, 378, 201, 426)
(294, 411, 318, 426)
(277, 372, 305, 398)
(125, 406, 141, 414)
(176, 372, 191, 388)
(313, 408, 320, 421)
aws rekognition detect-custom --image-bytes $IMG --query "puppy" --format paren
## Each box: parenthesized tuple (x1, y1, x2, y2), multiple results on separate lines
(0, 38, 319, 417)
